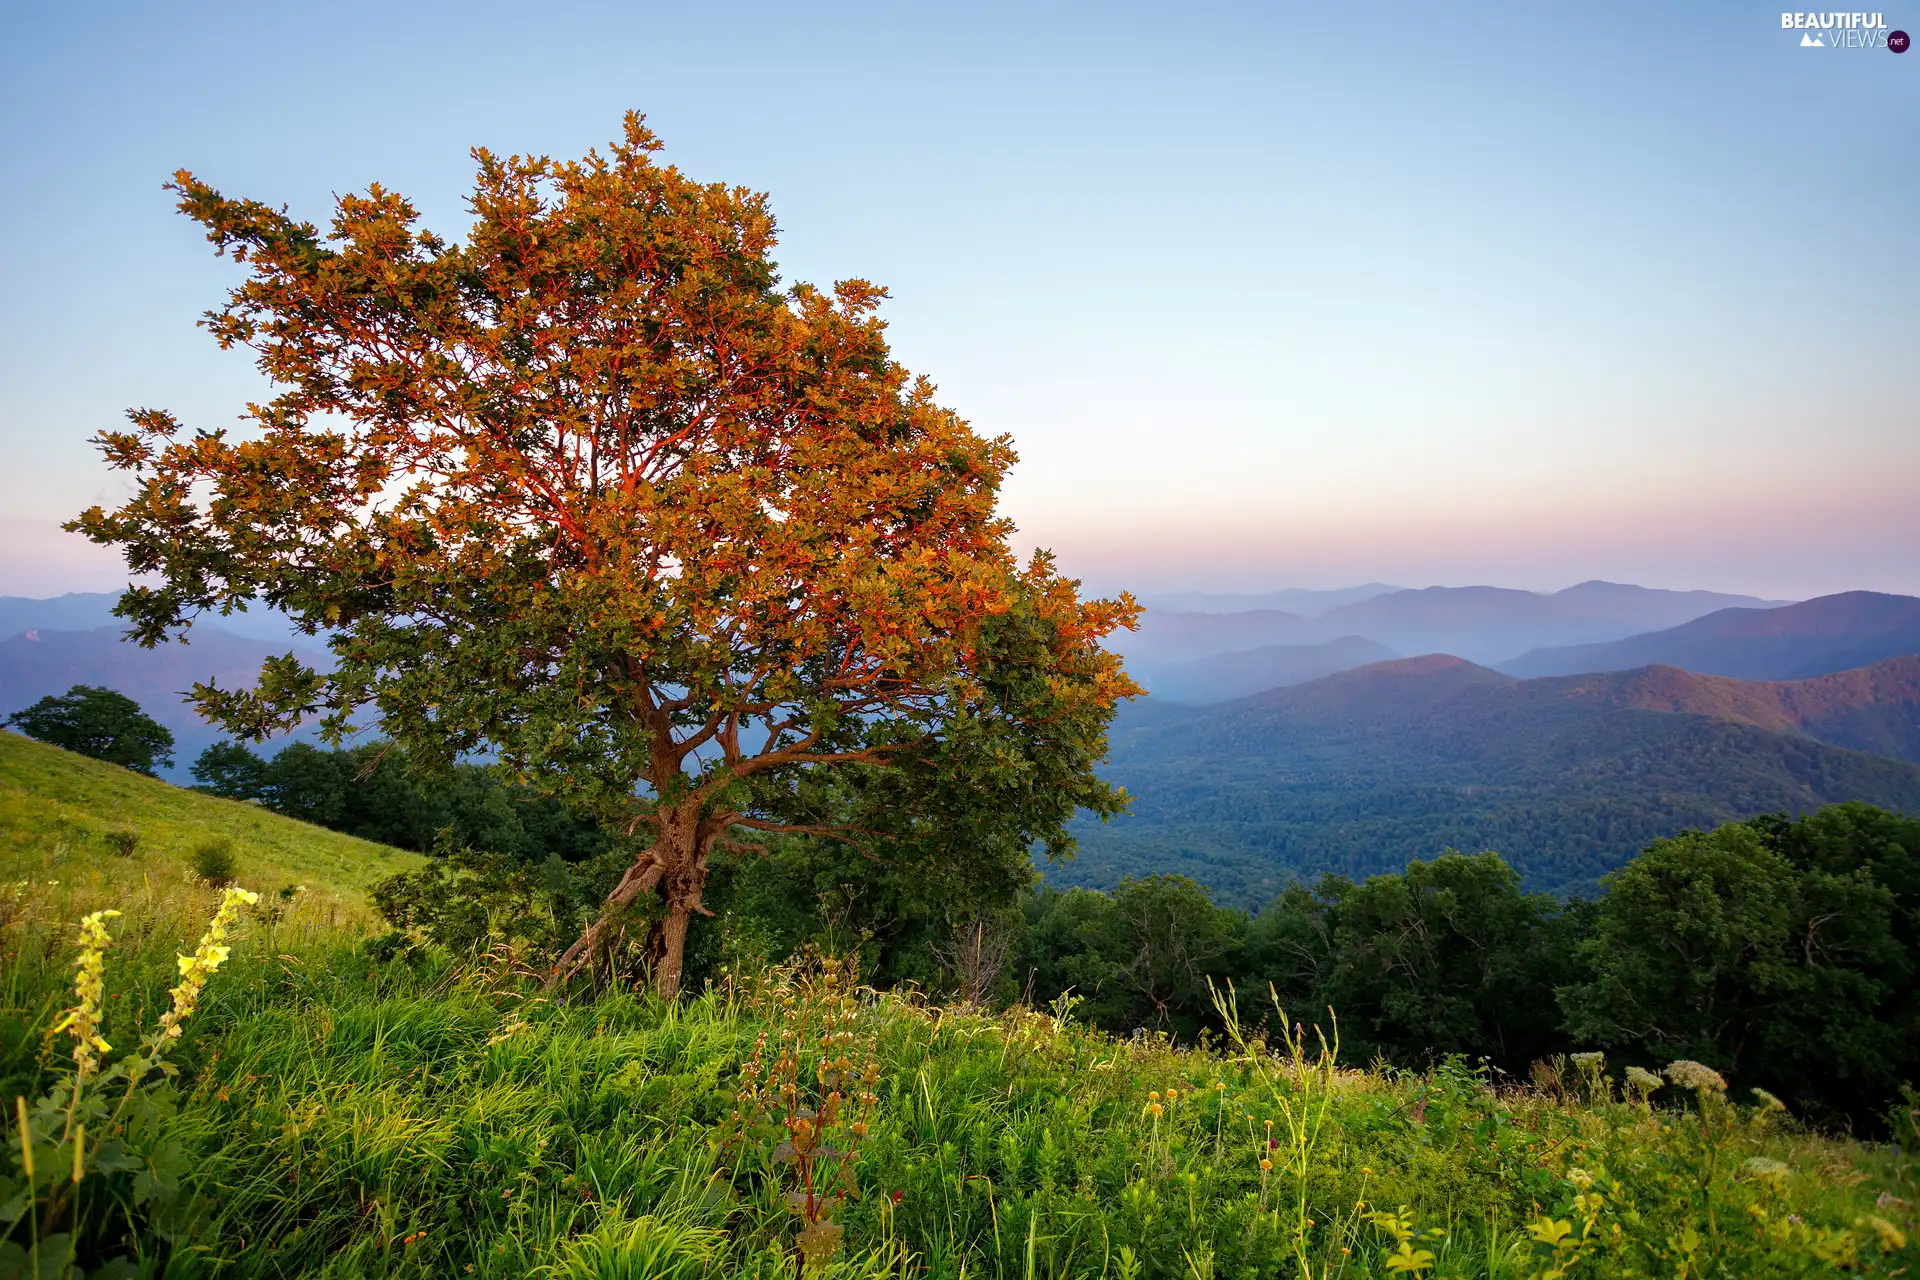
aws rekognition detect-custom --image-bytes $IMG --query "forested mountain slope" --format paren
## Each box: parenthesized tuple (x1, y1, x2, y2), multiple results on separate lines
(1061, 655, 1920, 904)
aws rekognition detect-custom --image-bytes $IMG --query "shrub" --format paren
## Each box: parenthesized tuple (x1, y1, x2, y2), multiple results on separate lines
(103, 827, 138, 858)
(191, 837, 238, 887)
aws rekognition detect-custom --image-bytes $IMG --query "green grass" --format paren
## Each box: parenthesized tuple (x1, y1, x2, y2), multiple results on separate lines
(0, 729, 423, 929)
(0, 735, 1914, 1277)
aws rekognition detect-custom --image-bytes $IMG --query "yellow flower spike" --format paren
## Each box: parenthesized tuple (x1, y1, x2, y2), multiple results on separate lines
(63, 910, 122, 1079)
(15, 1097, 33, 1183)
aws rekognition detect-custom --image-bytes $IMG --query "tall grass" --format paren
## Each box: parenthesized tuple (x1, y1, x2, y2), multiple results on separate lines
(0, 877, 1912, 1278)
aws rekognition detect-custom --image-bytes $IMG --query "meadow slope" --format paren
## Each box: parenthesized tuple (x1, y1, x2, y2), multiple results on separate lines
(0, 752, 1912, 1277)
(0, 729, 422, 926)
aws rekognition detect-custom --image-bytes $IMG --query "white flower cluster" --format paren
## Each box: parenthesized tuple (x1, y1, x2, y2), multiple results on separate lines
(1663, 1060, 1727, 1093)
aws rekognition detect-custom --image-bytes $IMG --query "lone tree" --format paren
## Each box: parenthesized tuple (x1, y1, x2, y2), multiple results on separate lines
(7, 685, 176, 775)
(74, 115, 1138, 996)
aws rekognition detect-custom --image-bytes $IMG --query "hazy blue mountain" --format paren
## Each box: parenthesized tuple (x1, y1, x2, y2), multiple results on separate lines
(1141, 584, 1402, 616)
(1059, 654, 1920, 906)
(0, 594, 124, 638)
(1500, 591, 1920, 680)
(0, 625, 329, 777)
(0, 592, 308, 646)
(1111, 608, 1315, 664)
(1309, 582, 1788, 664)
(1141, 635, 1400, 704)
(1113, 580, 1785, 677)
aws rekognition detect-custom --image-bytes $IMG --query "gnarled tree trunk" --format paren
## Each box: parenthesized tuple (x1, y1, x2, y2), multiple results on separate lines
(549, 797, 723, 999)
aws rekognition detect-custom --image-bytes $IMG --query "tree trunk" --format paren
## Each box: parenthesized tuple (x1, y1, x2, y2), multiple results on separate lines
(550, 797, 717, 999)
(547, 854, 661, 988)
(653, 902, 693, 999)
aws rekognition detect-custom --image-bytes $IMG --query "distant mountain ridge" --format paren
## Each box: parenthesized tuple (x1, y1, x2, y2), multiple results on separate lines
(1501, 591, 1920, 680)
(1140, 636, 1401, 703)
(0, 592, 306, 646)
(1060, 652, 1920, 905)
(1115, 580, 1791, 686)
(1540, 657, 1920, 763)
(0, 625, 328, 775)
(1304, 582, 1789, 663)
(1142, 584, 1402, 616)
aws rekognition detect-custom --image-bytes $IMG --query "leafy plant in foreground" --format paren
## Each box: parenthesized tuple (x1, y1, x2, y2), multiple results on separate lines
(730, 956, 882, 1272)
(0, 888, 259, 1276)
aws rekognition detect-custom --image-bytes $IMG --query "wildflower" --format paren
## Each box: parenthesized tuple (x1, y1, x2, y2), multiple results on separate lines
(1568, 1168, 1595, 1191)
(158, 887, 260, 1040)
(1749, 1087, 1786, 1113)
(51, 909, 121, 1080)
(1165, 1088, 1178, 1101)
(1741, 1157, 1790, 1186)
(1663, 1060, 1726, 1093)
(1259, 1158, 1272, 1171)
(1624, 1066, 1663, 1093)
(1148, 1091, 1160, 1102)
(1570, 1052, 1604, 1070)
(1148, 1103, 1163, 1117)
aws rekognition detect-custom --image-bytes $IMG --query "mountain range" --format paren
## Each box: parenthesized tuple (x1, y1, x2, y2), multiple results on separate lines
(0, 593, 306, 647)
(0, 625, 326, 773)
(1142, 636, 1402, 704)
(1141, 584, 1402, 616)
(1062, 651, 1920, 906)
(1117, 581, 1790, 681)
(1501, 591, 1920, 681)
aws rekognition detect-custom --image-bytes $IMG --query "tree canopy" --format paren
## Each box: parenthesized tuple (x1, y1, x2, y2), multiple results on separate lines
(5, 685, 175, 775)
(74, 114, 1138, 995)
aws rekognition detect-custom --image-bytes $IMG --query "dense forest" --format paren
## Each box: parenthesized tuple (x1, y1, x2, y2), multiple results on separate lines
(1062, 659, 1920, 903)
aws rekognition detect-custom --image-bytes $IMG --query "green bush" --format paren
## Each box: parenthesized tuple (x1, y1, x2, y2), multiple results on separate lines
(103, 826, 138, 858)
(190, 836, 238, 887)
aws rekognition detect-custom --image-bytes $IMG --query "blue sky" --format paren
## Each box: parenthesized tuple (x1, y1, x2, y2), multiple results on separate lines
(1, 0, 1914, 601)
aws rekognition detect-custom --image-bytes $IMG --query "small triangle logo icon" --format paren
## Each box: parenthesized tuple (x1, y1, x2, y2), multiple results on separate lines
(1799, 31, 1824, 46)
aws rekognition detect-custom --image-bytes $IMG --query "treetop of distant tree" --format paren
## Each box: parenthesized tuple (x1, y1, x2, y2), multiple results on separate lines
(72, 114, 1139, 996)
(190, 740, 269, 799)
(6, 685, 175, 775)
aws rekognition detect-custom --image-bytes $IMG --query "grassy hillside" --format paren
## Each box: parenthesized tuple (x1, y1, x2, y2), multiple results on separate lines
(0, 729, 422, 928)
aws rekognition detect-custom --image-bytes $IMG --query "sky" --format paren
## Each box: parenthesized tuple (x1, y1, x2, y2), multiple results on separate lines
(1, 0, 1914, 603)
